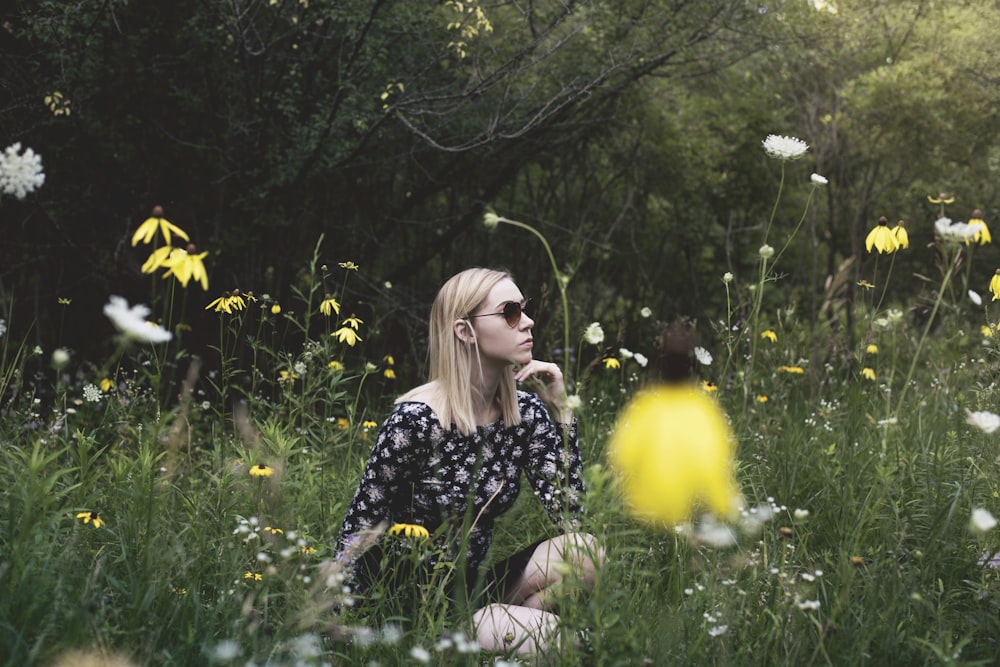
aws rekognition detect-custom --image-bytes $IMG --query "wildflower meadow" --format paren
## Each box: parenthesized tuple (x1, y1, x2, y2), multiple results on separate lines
(5, 128, 1000, 667)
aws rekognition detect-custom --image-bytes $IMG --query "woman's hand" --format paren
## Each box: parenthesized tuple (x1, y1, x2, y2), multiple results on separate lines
(515, 360, 573, 423)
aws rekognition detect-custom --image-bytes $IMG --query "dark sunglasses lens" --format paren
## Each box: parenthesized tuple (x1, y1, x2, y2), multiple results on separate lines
(503, 300, 530, 326)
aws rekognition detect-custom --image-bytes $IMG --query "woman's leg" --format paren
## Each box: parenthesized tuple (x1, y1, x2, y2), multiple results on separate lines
(501, 532, 604, 610)
(472, 603, 561, 655)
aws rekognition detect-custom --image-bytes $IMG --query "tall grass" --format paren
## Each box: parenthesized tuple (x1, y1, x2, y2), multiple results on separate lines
(5, 218, 1000, 666)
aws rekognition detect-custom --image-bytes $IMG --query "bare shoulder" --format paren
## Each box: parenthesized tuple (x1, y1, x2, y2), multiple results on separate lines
(397, 381, 445, 417)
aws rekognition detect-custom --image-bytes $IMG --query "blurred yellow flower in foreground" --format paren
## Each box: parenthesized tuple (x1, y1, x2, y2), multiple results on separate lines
(608, 385, 741, 527)
(389, 523, 430, 538)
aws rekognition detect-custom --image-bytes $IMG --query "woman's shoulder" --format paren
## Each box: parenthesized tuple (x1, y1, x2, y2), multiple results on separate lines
(393, 382, 445, 424)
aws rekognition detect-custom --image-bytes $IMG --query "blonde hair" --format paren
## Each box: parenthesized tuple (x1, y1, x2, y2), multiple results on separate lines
(398, 268, 521, 435)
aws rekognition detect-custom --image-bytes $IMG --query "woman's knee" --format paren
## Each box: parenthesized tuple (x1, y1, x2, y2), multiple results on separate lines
(472, 603, 561, 655)
(556, 531, 605, 584)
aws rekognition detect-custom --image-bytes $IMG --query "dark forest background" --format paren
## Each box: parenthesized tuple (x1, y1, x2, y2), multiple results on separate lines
(3, 0, 999, 388)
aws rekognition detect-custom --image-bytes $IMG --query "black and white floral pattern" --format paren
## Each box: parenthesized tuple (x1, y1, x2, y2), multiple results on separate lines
(337, 391, 585, 572)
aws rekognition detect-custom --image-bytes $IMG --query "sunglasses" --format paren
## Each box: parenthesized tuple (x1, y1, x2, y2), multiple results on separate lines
(466, 298, 532, 328)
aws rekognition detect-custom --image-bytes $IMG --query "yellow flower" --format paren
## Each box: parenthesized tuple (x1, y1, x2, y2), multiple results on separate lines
(336, 417, 350, 430)
(342, 315, 363, 330)
(761, 329, 777, 343)
(861, 367, 876, 381)
(857, 280, 876, 290)
(338, 261, 359, 271)
(991, 270, 1000, 301)
(99, 377, 115, 392)
(328, 360, 345, 372)
(608, 384, 742, 526)
(928, 193, 955, 205)
(264, 526, 283, 535)
(278, 370, 299, 383)
(383, 368, 396, 380)
(249, 464, 274, 477)
(603, 357, 621, 369)
(206, 291, 246, 314)
(362, 420, 378, 429)
(756, 394, 768, 403)
(271, 303, 281, 314)
(333, 327, 362, 346)
(171, 586, 187, 595)
(982, 325, 995, 338)
(300, 545, 317, 555)
(384, 355, 395, 366)
(865, 216, 898, 254)
(141, 245, 174, 274)
(161, 247, 209, 290)
(389, 523, 430, 538)
(243, 571, 263, 581)
(777, 365, 804, 374)
(131, 206, 190, 246)
(970, 210, 992, 246)
(76, 511, 105, 529)
(57, 297, 71, 305)
(866, 344, 878, 354)
(701, 380, 718, 392)
(319, 296, 340, 316)
(893, 220, 909, 249)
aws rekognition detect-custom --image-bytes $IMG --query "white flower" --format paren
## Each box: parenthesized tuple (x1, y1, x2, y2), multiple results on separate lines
(722, 272, 734, 283)
(694, 346, 713, 366)
(633, 352, 648, 367)
(810, 173, 828, 185)
(692, 516, 737, 548)
(565, 394, 582, 411)
(409, 646, 431, 664)
(969, 290, 983, 306)
(51, 348, 70, 369)
(762, 134, 809, 160)
(935, 217, 979, 243)
(618, 347, 634, 360)
(794, 508, 810, 519)
(708, 625, 728, 637)
(0, 143, 45, 199)
(293, 361, 307, 376)
(208, 639, 241, 661)
(582, 322, 604, 345)
(103, 295, 173, 344)
(971, 508, 998, 533)
(796, 599, 821, 611)
(758, 244, 775, 259)
(0, 319, 6, 338)
(483, 211, 501, 230)
(966, 410, 1000, 434)
(82, 384, 102, 403)
(640, 307, 653, 318)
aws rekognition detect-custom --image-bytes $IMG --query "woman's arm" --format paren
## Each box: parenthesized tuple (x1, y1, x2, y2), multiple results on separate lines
(522, 394, 586, 524)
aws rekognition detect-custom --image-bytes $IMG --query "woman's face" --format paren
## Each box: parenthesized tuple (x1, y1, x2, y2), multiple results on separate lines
(465, 278, 534, 367)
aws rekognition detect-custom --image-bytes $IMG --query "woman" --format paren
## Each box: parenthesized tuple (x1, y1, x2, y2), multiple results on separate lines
(336, 268, 602, 656)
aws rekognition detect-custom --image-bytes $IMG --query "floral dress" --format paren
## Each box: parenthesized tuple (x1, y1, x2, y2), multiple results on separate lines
(337, 391, 585, 584)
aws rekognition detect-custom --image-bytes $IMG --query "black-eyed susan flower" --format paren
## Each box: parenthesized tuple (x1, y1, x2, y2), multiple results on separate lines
(861, 367, 876, 381)
(777, 365, 805, 374)
(319, 296, 340, 316)
(608, 384, 742, 526)
(928, 193, 955, 205)
(857, 280, 875, 290)
(57, 297, 71, 305)
(99, 377, 115, 392)
(866, 344, 878, 354)
(339, 261, 359, 271)
(701, 380, 718, 392)
(603, 357, 621, 370)
(865, 216, 898, 254)
(970, 210, 992, 245)
(264, 526, 283, 535)
(990, 270, 1000, 301)
(161, 245, 209, 290)
(333, 326, 362, 346)
(76, 511, 105, 529)
(249, 464, 273, 478)
(336, 417, 350, 430)
(141, 245, 174, 274)
(243, 571, 263, 581)
(388, 523, 430, 538)
(362, 420, 378, 429)
(131, 206, 190, 246)
(300, 545, 317, 555)
(893, 220, 909, 249)
(761, 329, 777, 343)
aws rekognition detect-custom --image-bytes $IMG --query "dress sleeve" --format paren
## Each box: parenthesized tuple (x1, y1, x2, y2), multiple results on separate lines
(522, 393, 586, 526)
(336, 406, 427, 555)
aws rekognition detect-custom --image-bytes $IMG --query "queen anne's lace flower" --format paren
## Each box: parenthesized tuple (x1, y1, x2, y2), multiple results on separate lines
(966, 409, 1000, 434)
(762, 134, 809, 160)
(0, 143, 45, 199)
(103, 295, 173, 343)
